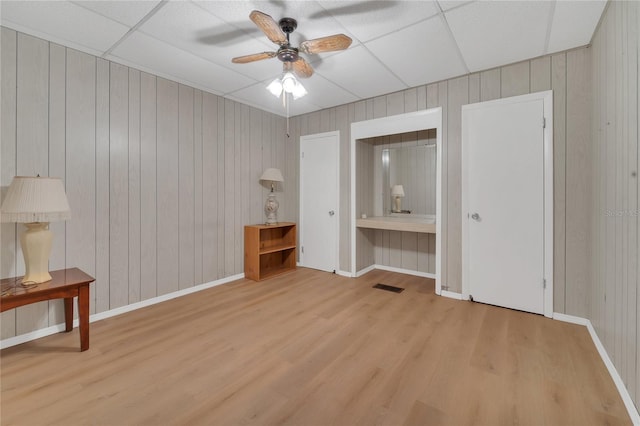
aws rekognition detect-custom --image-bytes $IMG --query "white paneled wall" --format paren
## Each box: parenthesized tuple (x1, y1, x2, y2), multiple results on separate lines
(0, 28, 292, 339)
(290, 46, 592, 310)
(590, 1, 639, 408)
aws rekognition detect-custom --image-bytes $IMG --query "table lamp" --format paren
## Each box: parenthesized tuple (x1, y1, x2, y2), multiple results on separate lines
(391, 184, 405, 213)
(259, 168, 284, 225)
(1, 176, 71, 284)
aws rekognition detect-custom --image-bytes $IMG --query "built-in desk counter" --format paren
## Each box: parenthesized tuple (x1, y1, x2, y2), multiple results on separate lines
(356, 215, 436, 234)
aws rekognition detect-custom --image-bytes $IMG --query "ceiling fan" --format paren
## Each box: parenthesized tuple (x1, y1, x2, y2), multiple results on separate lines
(231, 10, 352, 79)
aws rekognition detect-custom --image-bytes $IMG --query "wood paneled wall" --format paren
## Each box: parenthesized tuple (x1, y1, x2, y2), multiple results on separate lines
(0, 28, 292, 339)
(289, 46, 592, 313)
(589, 0, 639, 407)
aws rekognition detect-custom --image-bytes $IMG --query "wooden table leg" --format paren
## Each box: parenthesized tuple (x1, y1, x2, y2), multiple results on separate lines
(64, 297, 74, 332)
(78, 284, 90, 351)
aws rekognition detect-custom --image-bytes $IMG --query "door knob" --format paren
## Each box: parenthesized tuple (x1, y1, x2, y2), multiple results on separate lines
(329, 210, 335, 216)
(471, 213, 480, 221)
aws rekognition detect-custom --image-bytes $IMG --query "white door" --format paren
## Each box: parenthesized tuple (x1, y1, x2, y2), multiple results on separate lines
(300, 131, 339, 272)
(462, 92, 552, 316)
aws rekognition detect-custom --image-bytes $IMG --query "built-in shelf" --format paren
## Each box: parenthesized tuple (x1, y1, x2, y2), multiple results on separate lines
(244, 222, 297, 281)
(356, 216, 436, 234)
(259, 243, 297, 255)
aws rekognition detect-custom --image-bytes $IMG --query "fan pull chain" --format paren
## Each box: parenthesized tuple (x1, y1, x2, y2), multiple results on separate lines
(286, 93, 290, 138)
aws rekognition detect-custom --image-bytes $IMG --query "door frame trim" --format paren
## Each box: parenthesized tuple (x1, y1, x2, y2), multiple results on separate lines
(461, 90, 553, 317)
(299, 130, 340, 273)
(350, 108, 443, 294)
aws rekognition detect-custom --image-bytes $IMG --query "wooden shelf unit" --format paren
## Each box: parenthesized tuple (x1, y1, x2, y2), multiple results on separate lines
(244, 222, 297, 281)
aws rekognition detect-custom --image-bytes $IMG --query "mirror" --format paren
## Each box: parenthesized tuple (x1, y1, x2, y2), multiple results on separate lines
(382, 144, 436, 216)
(367, 128, 438, 218)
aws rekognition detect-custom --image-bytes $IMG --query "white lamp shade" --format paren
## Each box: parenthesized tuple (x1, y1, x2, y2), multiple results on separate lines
(267, 78, 283, 97)
(391, 184, 405, 197)
(282, 73, 296, 92)
(260, 168, 284, 183)
(1, 176, 71, 223)
(292, 82, 308, 100)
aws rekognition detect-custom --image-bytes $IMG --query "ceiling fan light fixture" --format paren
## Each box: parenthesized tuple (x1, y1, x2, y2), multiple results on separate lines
(291, 81, 307, 100)
(266, 72, 307, 99)
(267, 78, 283, 97)
(281, 72, 297, 92)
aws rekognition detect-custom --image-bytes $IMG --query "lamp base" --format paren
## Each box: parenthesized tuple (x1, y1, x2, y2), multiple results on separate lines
(20, 222, 53, 283)
(264, 193, 280, 225)
(394, 196, 402, 213)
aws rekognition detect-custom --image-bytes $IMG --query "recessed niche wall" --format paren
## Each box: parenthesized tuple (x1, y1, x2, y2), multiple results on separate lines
(350, 108, 442, 292)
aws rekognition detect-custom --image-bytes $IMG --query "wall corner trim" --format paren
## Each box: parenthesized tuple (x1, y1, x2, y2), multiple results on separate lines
(355, 265, 376, 278)
(440, 290, 464, 300)
(553, 312, 640, 424)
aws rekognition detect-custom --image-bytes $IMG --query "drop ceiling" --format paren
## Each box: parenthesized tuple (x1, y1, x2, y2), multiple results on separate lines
(0, 0, 607, 117)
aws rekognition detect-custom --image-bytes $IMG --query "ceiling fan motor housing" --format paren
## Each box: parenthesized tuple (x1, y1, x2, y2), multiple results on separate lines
(277, 47, 299, 62)
(279, 17, 297, 34)
(277, 17, 299, 62)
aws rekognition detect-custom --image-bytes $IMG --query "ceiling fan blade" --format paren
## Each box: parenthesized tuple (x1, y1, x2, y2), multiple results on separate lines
(249, 10, 287, 45)
(292, 58, 314, 78)
(299, 34, 352, 54)
(232, 52, 277, 64)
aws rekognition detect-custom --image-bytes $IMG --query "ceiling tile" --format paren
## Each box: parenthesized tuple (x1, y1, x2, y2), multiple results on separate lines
(139, 1, 281, 81)
(0, 0, 607, 117)
(295, 74, 359, 109)
(437, 1, 475, 12)
(315, 45, 407, 99)
(108, 31, 256, 95)
(194, 1, 281, 26)
(196, 1, 355, 48)
(71, 0, 161, 27)
(318, 0, 440, 43)
(366, 16, 467, 88)
(446, 0, 551, 72)
(0, 0, 129, 55)
(547, 0, 607, 53)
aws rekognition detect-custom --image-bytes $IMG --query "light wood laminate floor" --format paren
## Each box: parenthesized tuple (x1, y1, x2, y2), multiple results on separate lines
(1, 268, 631, 425)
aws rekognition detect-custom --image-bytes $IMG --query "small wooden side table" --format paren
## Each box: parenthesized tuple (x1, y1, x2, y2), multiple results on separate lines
(1, 268, 95, 351)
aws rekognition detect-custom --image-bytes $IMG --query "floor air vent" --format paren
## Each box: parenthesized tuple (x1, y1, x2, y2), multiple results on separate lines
(373, 283, 404, 293)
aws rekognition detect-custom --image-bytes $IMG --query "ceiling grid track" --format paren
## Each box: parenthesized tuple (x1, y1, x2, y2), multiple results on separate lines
(543, 0, 558, 54)
(439, 13, 470, 75)
(101, 0, 169, 59)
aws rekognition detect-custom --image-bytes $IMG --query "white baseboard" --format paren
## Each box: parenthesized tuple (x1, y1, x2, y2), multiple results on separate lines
(296, 263, 351, 278)
(553, 312, 640, 424)
(355, 265, 376, 277)
(552, 312, 590, 326)
(1, 323, 70, 349)
(374, 264, 436, 279)
(0, 273, 245, 350)
(440, 290, 463, 300)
